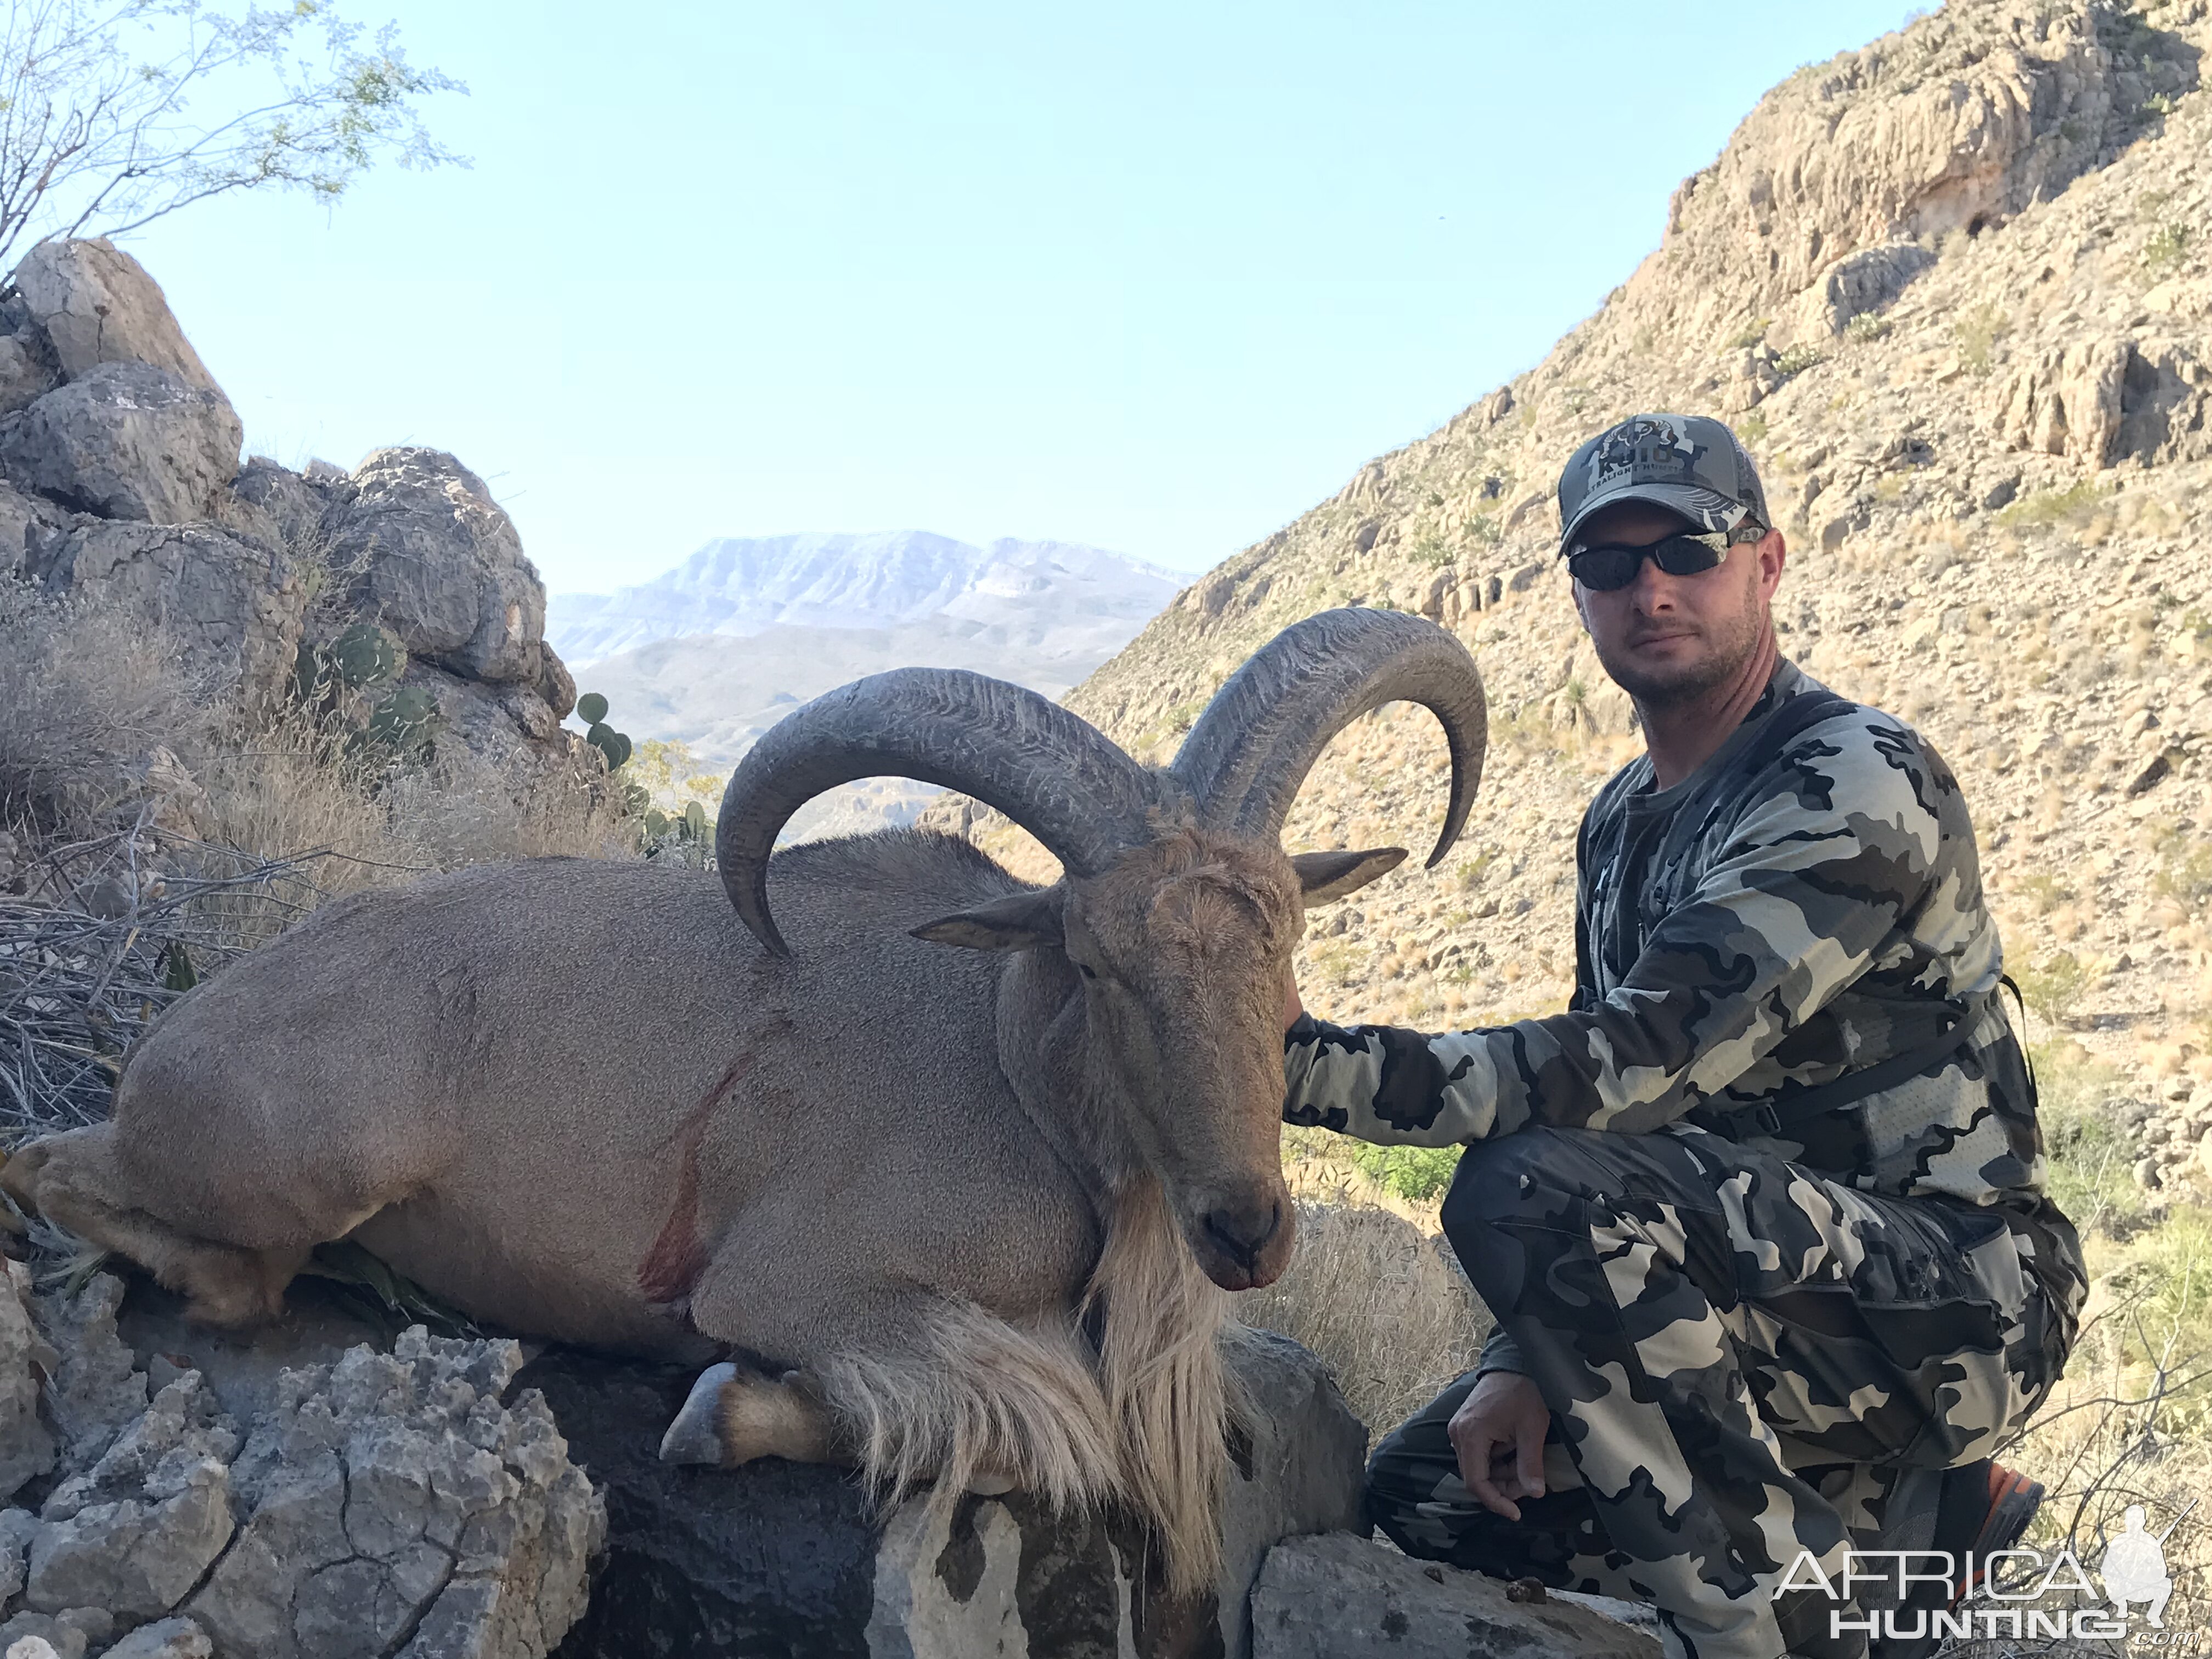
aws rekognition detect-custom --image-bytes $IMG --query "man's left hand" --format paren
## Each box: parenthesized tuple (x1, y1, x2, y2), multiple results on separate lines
(1448, 1371, 1549, 1521)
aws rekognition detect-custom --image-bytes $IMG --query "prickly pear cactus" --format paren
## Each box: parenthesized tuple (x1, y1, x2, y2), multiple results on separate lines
(575, 692, 609, 725)
(327, 623, 405, 689)
(586, 721, 633, 770)
(367, 685, 441, 753)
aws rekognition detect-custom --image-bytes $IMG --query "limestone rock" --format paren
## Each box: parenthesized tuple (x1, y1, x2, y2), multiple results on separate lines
(1993, 337, 2131, 464)
(93, 1617, 212, 1659)
(2117, 337, 2212, 467)
(30, 1280, 148, 1479)
(1799, 242, 1937, 337)
(229, 455, 337, 555)
(8, 241, 219, 394)
(185, 1327, 603, 1659)
(2, 363, 239, 524)
(0, 333, 58, 417)
(324, 447, 555, 686)
(1640, 2, 2119, 335)
(0, 1511, 36, 1603)
(42, 522, 305, 707)
(28, 1371, 239, 1618)
(1215, 1328, 1367, 1658)
(0, 480, 65, 582)
(1248, 1533, 1659, 1659)
(0, 1264, 56, 1506)
(0, 1612, 81, 1658)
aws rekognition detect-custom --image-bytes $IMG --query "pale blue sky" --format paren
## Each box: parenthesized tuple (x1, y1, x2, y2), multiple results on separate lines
(120, 1, 1924, 590)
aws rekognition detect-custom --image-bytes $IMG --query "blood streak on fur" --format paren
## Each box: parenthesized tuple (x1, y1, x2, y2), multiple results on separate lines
(637, 1043, 764, 1305)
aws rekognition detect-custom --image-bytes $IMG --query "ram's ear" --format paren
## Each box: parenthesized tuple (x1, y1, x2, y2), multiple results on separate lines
(911, 885, 1066, 951)
(1290, 848, 1407, 905)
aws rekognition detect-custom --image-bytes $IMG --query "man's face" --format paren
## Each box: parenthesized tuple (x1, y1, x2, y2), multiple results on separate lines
(1568, 501, 1786, 707)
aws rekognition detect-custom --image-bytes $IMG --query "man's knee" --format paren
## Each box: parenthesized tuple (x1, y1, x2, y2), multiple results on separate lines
(1439, 1127, 1604, 1300)
(1442, 1126, 1577, 1227)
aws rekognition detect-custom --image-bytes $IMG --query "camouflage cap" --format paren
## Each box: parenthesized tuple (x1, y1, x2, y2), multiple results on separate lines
(1556, 413, 1770, 554)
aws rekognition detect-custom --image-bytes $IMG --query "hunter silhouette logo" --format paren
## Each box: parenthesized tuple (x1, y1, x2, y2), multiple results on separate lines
(1778, 1501, 2197, 1646)
(2104, 1504, 2183, 1629)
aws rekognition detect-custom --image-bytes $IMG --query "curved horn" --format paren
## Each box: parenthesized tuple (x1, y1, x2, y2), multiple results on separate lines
(716, 668, 1160, 956)
(1170, 608, 1486, 866)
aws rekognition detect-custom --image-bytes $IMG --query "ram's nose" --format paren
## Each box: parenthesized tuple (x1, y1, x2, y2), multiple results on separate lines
(1203, 1197, 1283, 1273)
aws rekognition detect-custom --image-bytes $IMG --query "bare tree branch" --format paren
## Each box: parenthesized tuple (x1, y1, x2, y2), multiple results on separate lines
(0, 0, 464, 269)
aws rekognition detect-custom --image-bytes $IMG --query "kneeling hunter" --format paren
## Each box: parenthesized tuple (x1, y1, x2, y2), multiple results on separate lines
(1280, 413, 2086, 1659)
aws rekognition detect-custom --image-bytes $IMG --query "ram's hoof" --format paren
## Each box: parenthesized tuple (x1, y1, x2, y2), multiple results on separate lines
(659, 1361, 738, 1465)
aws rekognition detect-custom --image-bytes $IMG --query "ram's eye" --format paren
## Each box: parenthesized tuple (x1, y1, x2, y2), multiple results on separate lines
(1077, 962, 1099, 981)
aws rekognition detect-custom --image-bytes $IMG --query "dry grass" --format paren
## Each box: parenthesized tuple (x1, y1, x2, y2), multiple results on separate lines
(0, 584, 216, 839)
(4, 579, 636, 946)
(1241, 1140, 1487, 1430)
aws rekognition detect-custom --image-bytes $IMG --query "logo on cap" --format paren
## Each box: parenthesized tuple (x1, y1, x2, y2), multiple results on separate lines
(1590, 417, 1703, 487)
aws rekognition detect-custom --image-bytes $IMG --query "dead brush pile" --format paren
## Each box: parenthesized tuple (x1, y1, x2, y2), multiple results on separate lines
(0, 830, 347, 1142)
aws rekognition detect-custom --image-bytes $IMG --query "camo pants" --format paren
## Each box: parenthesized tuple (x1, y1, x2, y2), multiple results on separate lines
(1369, 1125, 2079, 1659)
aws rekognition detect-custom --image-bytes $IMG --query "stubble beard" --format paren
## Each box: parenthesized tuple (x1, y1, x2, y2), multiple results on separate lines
(1594, 601, 1767, 711)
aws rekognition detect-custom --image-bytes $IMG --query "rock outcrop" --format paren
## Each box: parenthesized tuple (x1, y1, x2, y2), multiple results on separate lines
(325, 449, 569, 711)
(0, 1260, 1409, 1659)
(0, 236, 595, 788)
(9, 240, 221, 395)
(0, 1270, 604, 1659)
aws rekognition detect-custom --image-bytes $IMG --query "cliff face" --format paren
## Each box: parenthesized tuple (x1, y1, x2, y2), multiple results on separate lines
(944, 0, 2212, 1111)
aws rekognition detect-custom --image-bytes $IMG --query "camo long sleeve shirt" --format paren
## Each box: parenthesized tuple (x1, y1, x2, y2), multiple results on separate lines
(1283, 661, 2056, 1214)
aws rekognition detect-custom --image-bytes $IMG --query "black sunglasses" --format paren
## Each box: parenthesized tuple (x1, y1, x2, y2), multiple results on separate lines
(1566, 525, 1765, 592)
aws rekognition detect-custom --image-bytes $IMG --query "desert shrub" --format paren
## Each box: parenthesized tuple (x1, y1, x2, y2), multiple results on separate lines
(379, 742, 634, 870)
(1725, 317, 1773, 350)
(186, 707, 430, 943)
(2018, 950, 2097, 1029)
(1955, 301, 2010, 373)
(2154, 832, 2212, 905)
(1735, 410, 1769, 444)
(1350, 1143, 1461, 1204)
(1773, 342, 1825, 377)
(2036, 1079, 2143, 1242)
(2143, 221, 2191, 271)
(1995, 478, 2107, 530)
(1843, 312, 1892, 343)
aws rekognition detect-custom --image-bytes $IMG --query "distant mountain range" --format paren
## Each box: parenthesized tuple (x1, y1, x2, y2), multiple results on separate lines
(547, 531, 1183, 839)
(549, 531, 1180, 665)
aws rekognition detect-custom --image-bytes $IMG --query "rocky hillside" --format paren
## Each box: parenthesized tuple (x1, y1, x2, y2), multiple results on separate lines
(946, 0, 2212, 1133)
